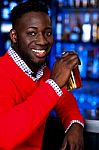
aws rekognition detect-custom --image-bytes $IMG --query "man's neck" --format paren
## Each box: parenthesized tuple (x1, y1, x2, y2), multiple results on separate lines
(13, 47, 42, 73)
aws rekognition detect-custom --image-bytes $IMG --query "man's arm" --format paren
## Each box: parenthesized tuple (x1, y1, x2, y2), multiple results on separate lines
(55, 88, 84, 150)
(60, 123, 84, 150)
(55, 88, 84, 129)
(49, 51, 84, 150)
(0, 76, 60, 149)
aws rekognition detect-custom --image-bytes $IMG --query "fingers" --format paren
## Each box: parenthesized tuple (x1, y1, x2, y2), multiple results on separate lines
(56, 51, 81, 66)
(69, 142, 84, 150)
(62, 51, 81, 66)
(60, 144, 83, 150)
(62, 51, 75, 57)
(60, 140, 84, 150)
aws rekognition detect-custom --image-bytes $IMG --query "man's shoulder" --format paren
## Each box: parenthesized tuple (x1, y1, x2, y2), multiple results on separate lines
(0, 52, 11, 67)
(0, 52, 16, 76)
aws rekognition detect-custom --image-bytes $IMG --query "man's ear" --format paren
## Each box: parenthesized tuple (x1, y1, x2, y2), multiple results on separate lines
(10, 29, 17, 43)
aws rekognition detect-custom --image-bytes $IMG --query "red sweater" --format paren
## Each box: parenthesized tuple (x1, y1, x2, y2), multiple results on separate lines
(0, 52, 84, 150)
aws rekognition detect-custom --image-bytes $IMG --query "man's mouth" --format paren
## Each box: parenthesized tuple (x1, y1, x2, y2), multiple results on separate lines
(31, 49, 46, 57)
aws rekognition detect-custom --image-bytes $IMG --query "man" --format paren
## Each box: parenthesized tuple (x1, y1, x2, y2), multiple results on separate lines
(0, 1, 84, 150)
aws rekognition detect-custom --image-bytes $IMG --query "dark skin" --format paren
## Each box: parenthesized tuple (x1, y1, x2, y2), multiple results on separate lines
(10, 12, 53, 73)
(10, 11, 84, 150)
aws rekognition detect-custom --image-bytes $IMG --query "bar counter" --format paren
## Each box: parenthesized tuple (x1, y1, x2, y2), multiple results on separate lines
(84, 109, 99, 150)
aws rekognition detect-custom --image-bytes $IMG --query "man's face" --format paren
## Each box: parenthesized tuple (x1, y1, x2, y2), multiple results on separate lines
(10, 11, 53, 68)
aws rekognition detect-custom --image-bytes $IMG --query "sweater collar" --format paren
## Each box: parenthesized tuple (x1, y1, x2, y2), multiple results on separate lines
(8, 47, 46, 81)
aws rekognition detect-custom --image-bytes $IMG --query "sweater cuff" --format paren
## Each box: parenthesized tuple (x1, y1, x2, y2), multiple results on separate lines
(46, 79, 63, 97)
(65, 120, 84, 133)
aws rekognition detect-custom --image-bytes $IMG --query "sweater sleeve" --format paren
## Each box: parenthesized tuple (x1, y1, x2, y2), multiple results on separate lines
(54, 87, 84, 130)
(0, 76, 60, 149)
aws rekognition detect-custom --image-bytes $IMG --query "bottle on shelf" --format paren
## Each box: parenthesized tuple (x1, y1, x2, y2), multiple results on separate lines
(69, 13, 81, 42)
(56, 13, 63, 40)
(90, 0, 97, 7)
(91, 12, 98, 43)
(68, 0, 75, 8)
(74, 0, 81, 8)
(62, 13, 71, 41)
(82, 13, 91, 42)
(77, 45, 88, 79)
(81, 0, 88, 8)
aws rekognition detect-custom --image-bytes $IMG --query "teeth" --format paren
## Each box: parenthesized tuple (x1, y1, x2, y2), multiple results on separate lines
(32, 49, 45, 53)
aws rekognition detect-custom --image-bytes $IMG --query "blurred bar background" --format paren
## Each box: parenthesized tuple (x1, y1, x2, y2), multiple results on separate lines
(1, 0, 99, 149)
(0, 0, 99, 115)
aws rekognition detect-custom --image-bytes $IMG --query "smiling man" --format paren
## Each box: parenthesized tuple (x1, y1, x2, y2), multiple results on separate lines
(0, 1, 84, 150)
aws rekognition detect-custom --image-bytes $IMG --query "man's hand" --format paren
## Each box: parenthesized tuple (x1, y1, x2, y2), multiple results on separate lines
(50, 51, 80, 88)
(60, 123, 84, 150)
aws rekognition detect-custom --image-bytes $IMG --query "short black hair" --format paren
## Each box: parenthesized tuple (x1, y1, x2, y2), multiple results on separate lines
(11, 0, 49, 27)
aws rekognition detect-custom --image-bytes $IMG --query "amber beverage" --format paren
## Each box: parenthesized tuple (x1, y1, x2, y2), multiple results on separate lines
(66, 65, 82, 91)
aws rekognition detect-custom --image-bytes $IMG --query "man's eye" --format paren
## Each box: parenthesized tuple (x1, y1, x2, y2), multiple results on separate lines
(28, 32, 36, 36)
(46, 32, 52, 36)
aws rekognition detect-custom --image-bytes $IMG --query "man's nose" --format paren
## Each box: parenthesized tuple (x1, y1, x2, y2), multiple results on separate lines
(36, 33, 48, 45)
